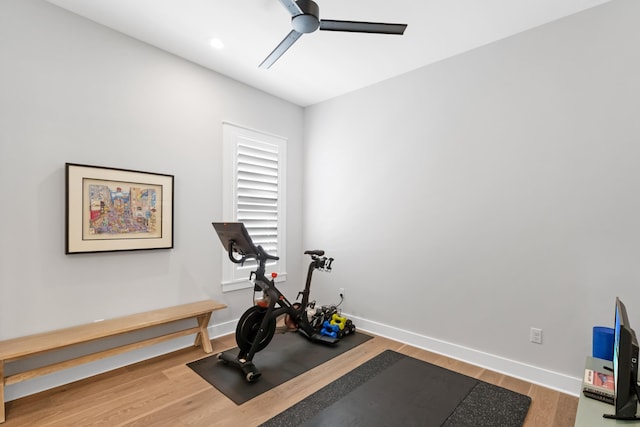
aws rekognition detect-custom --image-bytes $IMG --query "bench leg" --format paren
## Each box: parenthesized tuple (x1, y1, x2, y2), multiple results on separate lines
(195, 312, 213, 353)
(1, 360, 5, 423)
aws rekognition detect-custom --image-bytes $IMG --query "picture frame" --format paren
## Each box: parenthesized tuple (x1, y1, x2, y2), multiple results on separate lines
(65, 163, 174, 254)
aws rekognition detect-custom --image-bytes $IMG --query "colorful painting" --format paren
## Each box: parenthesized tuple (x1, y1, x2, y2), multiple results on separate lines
(66, 163, 174, 254)
(85, 182, 160, 238)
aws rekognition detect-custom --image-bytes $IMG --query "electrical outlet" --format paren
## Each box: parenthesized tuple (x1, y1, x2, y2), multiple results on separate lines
(530, 327, 543, 344)
(339, 287, 345, 297)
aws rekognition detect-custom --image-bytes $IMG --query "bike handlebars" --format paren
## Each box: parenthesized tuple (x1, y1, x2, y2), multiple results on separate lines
(226, 241, 253, 264)
(226, 241, 279, 265)
(257, 245, 280, 261)
(218, 222, 331, 275)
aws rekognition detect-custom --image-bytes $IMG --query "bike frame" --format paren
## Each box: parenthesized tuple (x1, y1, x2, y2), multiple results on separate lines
(236, 246, 331, 361)
(213, 222, 335, 381)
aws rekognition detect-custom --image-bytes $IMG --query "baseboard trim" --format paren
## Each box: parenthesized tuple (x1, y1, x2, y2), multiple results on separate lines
(347, 313, 581, 397)
(210, 319, 237, 338)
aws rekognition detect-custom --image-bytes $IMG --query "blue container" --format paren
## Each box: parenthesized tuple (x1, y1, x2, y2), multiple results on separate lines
(592, 326, 614, 361)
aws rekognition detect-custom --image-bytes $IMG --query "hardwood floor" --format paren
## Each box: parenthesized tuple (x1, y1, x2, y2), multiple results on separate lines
(3, 332, 577, 426)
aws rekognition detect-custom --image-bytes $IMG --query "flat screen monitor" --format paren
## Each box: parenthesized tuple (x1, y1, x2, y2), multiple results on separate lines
(212, 222, 258, 257)
(607, 297, 640, 420)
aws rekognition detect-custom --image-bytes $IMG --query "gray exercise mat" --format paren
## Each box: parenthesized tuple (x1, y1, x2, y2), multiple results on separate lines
(188, 331, 372, 405)
(262, 350, 531, 427)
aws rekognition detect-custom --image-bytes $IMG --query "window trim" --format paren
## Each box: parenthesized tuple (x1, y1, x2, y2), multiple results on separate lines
(221, 122, 287, 292)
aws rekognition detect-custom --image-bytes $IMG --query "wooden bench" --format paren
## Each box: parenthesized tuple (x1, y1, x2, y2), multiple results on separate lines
(0, 299, 226, 423)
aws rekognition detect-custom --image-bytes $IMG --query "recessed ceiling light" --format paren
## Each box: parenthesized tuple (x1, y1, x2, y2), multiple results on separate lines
(210, 38, 224, 49)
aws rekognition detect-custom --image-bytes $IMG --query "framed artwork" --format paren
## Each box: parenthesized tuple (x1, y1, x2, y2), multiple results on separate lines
(65, 163, 174, 254)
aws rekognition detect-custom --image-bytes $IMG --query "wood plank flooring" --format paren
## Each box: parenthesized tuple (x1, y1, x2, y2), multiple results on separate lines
(3, 332, 577, 426)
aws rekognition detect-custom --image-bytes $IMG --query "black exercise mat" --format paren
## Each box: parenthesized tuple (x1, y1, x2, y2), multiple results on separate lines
(261, 350, 531, 427)
(188, 331, 372, 405)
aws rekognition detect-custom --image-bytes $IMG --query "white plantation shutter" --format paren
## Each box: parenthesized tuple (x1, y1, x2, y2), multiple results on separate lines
(222, 123, 287, 291)
(237, 143, 279, 258)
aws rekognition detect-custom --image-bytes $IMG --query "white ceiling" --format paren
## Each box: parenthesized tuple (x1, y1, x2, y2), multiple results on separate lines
(46, 0, 610, 107)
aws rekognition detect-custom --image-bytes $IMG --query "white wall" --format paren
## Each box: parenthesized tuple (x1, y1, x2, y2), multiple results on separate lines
(303, 0, 640, 394)
(0, 0, 304, 399)
(2, 0, 639, 402)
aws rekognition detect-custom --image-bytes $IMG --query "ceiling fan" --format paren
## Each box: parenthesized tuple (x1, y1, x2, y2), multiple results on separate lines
(260, 0, 407, 69)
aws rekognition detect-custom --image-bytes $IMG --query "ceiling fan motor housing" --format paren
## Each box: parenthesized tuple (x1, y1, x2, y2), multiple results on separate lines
(292, 0, 320, 33)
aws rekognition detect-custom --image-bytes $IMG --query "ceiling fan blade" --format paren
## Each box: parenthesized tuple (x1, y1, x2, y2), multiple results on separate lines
(319, 20, 407, 35)
(259, 30, 303, 69)
(278, 0, 303, 16)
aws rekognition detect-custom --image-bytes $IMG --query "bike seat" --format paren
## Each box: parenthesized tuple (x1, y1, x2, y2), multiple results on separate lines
(304, 249, 325, 257)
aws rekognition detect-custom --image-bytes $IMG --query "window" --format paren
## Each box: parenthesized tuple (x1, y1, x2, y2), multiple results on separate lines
(221, 123, 287, 291)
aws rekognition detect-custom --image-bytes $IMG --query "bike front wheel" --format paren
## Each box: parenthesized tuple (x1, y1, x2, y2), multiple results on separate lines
(236, 306, 276, 354)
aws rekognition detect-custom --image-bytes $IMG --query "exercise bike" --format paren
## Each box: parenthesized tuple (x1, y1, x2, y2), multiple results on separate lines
(212, 222, 340, 382)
